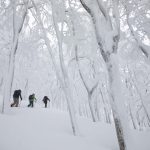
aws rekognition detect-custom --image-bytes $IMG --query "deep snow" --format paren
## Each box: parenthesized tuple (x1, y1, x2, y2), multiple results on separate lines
(0, 100, 150, 150)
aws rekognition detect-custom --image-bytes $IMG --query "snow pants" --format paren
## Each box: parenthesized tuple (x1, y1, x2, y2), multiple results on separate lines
(28, 101, 34, 107)
(44, 102, 47, 108)
(11, 98, 19, 107)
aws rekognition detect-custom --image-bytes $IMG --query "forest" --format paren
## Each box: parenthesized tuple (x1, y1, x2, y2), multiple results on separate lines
(0, 0, 150, 150)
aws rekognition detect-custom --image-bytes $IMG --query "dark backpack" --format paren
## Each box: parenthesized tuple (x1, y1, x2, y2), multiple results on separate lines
(43, 96, 49, 103)
(43, 97, 46, 103)
(13, 90, 20, 98)
(29, 95, 33, 100)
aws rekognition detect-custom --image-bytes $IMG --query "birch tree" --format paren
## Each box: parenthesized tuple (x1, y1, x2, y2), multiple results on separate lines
(79, 0, 127, 149)
(66, 0, 99, 122)
(2, 0, 29, 113)
(29, 0, 79, 136)
(50, 0, 80, 135)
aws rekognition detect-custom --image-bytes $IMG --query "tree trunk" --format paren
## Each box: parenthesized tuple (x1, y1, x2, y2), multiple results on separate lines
(88, 93, 96, 122)
(106, 59, 126, 150)
(2, 1, 28, 113)
(30, 0, 79, 136)
(79, 0, 127, 149)
(50, 0, 79, 135)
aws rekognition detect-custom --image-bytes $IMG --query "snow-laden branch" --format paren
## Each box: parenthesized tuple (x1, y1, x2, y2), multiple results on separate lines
(124, 2, 150, 59)
(2, 0, 29, 113)
(30, 0, 79, 136)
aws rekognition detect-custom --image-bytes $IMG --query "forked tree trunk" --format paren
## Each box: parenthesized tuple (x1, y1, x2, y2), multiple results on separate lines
(68, 7, 98, 121)
(80, 0, 127, 150)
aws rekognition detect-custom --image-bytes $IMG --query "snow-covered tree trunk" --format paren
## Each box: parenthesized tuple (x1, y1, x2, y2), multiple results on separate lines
(67, 1, 98, 122)
(2, 0, 28, 113)
(106, 56, 126, 150)
(99, 88, 111, 123)
(30, 0, 79, 136)
(128, 68, 150, 126)
(51, 1, 79, 135)
(23, 79, 28, 100)
(80, 0, 127, 149)
(128, 104, 136, 129)
(75, 46, 98, 122)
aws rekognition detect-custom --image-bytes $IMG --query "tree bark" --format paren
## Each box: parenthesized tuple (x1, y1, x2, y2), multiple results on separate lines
(79, 0, 127, 149)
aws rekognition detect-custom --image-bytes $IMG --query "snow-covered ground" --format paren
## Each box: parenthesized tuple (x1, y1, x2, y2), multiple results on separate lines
(0, 100, 150, 150)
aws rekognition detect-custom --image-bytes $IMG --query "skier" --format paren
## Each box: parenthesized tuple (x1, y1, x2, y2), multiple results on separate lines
(11, 89, 22, 107)
(28, 93, 37, 107)
(42, 96, 50, 108)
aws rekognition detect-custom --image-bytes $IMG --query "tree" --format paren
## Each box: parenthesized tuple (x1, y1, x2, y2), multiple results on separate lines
(79, 0, 127, 149)
(29, 0, 79, 136)
(2, 0, 29, 113)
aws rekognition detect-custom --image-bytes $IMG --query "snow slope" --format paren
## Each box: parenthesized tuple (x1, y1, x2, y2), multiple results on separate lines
(0, 100, 150, 150)
(0, 101, 119, 150)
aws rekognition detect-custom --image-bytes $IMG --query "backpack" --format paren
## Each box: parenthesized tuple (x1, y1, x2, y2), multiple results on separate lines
(29, 95, 33, 100)
(43, 97, 46, 103)
(13, 90, 20, 98)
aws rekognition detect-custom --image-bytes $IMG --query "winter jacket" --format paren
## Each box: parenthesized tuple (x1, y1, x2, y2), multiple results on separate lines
(43, 96, 50, 103)
(29, 94, 37, 102)
(13, 90, 22, 100)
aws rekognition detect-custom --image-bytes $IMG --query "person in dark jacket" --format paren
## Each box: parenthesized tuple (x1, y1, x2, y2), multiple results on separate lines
(28, 93, 37, 107)
(42, 96, 50, 108)
(11, 89, 22, 107)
